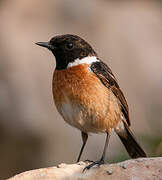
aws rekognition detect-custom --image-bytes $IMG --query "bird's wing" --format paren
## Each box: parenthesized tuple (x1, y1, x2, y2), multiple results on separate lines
(90, 61, 130, 126)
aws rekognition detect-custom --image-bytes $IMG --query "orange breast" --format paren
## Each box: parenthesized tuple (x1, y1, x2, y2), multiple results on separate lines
(52, 64, 121, 133)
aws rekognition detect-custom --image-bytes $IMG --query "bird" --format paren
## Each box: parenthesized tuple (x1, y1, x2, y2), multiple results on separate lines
(36, 34, 146, 171)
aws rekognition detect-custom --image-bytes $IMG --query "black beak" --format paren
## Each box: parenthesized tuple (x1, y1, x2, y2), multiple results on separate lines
(35, 42, 56, 50)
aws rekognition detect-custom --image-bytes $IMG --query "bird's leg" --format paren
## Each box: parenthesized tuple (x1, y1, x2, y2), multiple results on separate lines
(83, 132, 110, 171)
(77, 132, 88, 162)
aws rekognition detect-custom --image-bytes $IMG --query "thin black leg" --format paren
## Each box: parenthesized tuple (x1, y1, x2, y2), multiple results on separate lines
(83, 132, 110, 171)
(77, 132, 88, 162)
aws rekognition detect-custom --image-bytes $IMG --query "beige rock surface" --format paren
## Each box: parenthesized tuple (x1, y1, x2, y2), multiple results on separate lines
(8, 157, 162, 180)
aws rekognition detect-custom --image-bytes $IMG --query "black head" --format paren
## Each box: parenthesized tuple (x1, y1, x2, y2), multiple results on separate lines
(36, 34, 97, 70)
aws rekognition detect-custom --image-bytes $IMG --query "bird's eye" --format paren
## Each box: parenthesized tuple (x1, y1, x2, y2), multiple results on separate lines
(65, 43, 73, 50)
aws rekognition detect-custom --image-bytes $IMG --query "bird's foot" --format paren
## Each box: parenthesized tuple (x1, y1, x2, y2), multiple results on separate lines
(83, 159, 94, 163)
(83, 158, 104, 172)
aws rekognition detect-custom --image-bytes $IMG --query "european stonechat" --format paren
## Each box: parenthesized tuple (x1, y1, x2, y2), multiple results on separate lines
(36, 34, 146, 170)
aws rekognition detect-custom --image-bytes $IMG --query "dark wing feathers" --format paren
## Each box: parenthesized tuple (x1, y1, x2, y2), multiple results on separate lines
(90, 61, 130, 126)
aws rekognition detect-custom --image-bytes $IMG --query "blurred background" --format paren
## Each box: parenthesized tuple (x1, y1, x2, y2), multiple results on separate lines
(0, 0, 162, 179)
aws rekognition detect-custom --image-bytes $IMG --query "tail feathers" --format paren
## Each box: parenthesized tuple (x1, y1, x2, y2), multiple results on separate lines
(116, 121, 147, 158)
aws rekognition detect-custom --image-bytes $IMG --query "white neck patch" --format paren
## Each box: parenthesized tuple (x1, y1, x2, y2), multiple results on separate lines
(67, 56, 99, 68)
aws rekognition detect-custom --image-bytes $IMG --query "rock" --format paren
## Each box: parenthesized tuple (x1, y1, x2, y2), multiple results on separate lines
(7, 157, 162, 180)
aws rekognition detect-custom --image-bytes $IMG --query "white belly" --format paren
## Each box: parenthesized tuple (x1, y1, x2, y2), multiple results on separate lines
(57, 102, 106, 133)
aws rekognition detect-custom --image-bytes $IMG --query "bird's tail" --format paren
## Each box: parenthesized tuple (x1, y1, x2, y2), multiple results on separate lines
(115, 121, 147, 158)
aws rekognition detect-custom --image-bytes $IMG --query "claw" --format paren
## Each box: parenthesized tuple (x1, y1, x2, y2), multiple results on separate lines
(83, 159, 94, 163)
(83, 159, 104, 172)
(82, 132, 110, 172)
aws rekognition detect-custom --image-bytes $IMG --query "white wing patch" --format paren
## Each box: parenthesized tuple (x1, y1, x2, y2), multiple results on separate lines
(67, 56, 99, 68)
